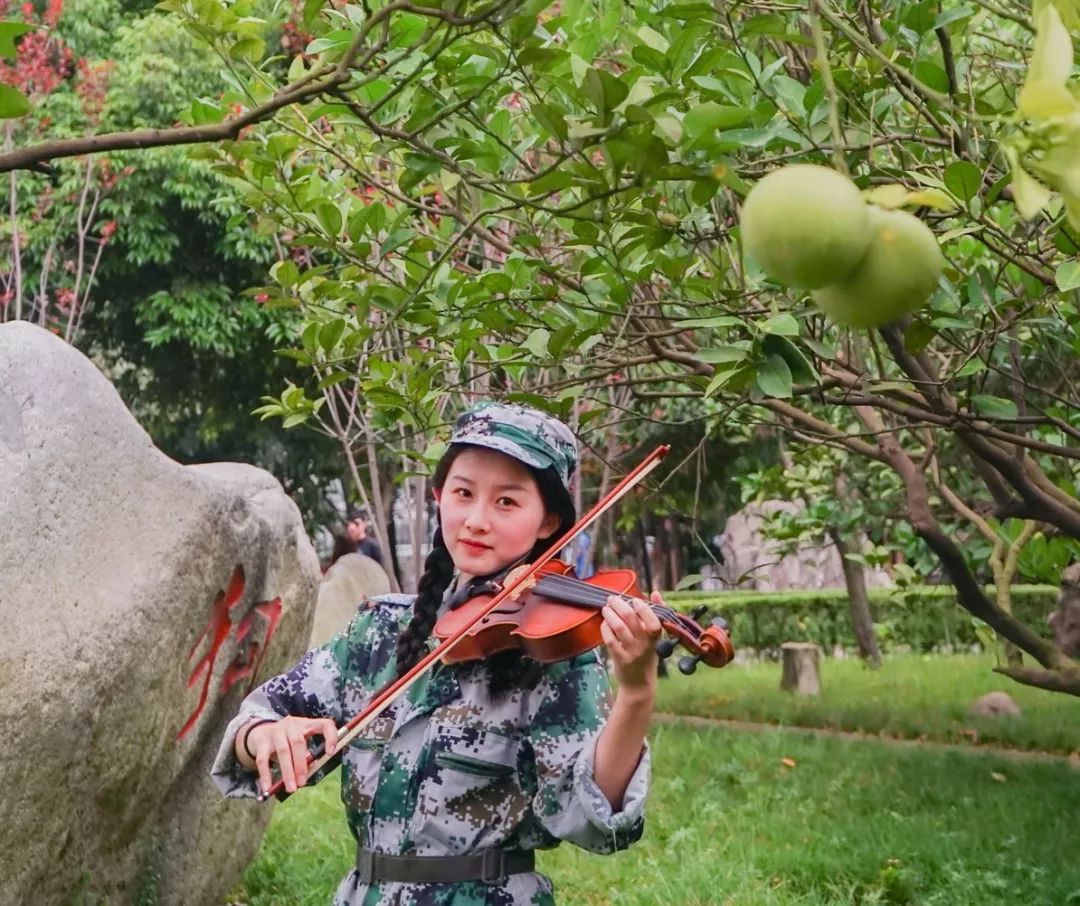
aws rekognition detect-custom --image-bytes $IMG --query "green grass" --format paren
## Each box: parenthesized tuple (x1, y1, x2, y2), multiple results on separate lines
(235, 722, 1080, 906)
(654, 653, 1080, 754)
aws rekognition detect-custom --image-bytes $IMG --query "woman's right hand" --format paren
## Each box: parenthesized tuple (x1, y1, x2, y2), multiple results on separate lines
(239, 716, 339, 795)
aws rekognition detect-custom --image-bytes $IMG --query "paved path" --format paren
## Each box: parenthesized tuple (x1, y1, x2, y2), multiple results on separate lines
(654, 712, 1080, 769)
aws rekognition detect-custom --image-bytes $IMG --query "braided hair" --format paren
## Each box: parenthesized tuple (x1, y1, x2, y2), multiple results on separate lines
(394, 446, 577, 696)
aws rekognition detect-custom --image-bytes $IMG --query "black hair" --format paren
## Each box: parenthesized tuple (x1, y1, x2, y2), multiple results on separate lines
(394, 445, 577, 696)
(329, 532, 355, 566)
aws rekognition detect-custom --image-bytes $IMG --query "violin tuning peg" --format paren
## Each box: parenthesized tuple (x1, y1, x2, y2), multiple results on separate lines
(711, 616, 729, 631)
(656, 638, 678, 659)
(689, 605, 709, 622)
(677, 655, 701, 675)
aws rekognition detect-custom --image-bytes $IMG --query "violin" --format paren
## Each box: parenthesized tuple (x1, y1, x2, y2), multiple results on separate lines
(258, 444, 731, 802)
(434, 560, 733, 674)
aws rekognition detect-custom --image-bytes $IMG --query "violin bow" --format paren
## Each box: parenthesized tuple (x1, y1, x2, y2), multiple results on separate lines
(258, 443, 671, 802)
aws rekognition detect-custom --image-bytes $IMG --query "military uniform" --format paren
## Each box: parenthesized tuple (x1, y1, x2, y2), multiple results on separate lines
(211, 592, 649, 906)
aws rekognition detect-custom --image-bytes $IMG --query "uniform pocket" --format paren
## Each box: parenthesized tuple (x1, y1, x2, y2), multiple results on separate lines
(342, 715, 395, 824)
(412, 723, 527, 851)
(435, 730, 518, 777)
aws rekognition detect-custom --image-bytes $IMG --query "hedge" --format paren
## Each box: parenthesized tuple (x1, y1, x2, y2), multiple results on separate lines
(665, 585, 1059, 655)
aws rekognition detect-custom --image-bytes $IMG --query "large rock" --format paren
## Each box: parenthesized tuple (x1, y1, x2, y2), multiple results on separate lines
(717, 499, 892, 591)
(969, 691, 1022, 718)
(0, 323, 320, 906)
(310, 553, 391, 647)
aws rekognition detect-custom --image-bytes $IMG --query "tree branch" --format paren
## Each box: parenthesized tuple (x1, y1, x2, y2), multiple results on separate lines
(0, 0, 511, 173)
(854, 404, 1078, 690)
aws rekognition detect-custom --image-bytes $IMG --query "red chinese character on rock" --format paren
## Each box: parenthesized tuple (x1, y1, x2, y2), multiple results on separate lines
(178, 566, 284, 740)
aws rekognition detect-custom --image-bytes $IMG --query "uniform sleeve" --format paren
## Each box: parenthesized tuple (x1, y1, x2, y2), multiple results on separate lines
(210, 603, 384, 799)
(526, 653, 649, 853)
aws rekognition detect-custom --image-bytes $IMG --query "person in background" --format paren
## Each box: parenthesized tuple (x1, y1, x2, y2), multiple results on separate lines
(346, 506, 384, 566)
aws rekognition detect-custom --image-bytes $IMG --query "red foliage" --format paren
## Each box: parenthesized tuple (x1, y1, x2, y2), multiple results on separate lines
(74, 58, 112, 125)
(0, 0, 76, 99)
(280, 0, 315, 59)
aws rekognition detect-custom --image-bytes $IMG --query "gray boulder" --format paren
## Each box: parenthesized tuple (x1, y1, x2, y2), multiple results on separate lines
(717, 499, 892, 591)
(0, 322, 320, 906)
(969, 691, 1022, 718)
(310, 552, 391, 647)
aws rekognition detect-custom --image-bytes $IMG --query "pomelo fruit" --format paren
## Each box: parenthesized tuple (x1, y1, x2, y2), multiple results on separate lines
(741, 164, 871, 289)
(810, 206, 944, 329)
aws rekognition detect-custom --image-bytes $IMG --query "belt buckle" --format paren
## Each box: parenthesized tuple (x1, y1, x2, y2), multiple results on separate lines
(357, 849, 376, 884)
(480, 849, 505, 884)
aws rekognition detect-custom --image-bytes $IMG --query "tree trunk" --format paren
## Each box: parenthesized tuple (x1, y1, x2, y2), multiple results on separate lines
(636, 518, 654, 592)
(828, 527, 882, 668)
(780, 642, 822, 695)
(664, 515, 683, 590)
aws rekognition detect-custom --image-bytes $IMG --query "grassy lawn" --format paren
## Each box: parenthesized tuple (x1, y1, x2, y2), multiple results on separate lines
(654, 653, 1080, 754)
(235, 721, 1080, 905)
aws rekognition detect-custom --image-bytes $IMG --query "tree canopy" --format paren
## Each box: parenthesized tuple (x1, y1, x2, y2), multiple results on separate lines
(3, 0, 1079, 692)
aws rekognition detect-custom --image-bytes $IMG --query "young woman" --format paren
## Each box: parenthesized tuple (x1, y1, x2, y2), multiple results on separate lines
(212, 402, 664, 905)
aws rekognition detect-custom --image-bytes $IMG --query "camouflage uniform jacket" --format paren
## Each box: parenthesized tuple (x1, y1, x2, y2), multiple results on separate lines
(211, 593, 649, 905)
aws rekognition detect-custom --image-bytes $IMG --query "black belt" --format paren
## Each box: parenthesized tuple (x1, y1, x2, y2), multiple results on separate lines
(356, 847, 535, 884)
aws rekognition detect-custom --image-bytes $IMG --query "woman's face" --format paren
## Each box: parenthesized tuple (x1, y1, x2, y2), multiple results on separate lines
(435, 447, 561, 583)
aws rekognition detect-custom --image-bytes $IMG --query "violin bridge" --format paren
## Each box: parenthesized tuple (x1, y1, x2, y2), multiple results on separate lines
(503, 564, 538, 600)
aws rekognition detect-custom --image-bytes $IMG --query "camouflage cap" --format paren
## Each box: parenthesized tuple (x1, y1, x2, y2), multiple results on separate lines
(449, 402, 578, 492)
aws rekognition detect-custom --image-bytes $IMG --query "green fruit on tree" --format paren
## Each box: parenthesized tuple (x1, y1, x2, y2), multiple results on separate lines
(741, 164, 871, 289)
(810, 206, 944, 329)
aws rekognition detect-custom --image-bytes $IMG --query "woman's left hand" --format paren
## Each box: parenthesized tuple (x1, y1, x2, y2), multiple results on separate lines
(601, 592, 664, 693)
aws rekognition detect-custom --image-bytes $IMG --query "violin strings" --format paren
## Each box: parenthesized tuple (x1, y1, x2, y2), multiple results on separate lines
(533, 576, 702, 638)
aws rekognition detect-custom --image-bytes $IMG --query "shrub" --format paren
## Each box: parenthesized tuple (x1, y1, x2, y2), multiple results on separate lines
(667, 586, 1058, 654)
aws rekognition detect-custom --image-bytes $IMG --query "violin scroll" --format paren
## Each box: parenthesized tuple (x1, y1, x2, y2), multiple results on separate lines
(654, 611, 734, 675)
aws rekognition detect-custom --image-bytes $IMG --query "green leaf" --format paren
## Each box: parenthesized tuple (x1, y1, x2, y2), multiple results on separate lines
(300, 322, 320, 356)
(803, 338, 835, 359)
(632, 45, 668, 74)
(954, 358, 986, 378)
(694, 345, 750, 364)
(902, 0, 936, 32)
(913, 61, 949, 93)
(317, 370, 352, 391)
(1018, 4, 1078, 117)
(762, 335, 818, 385)
(675, 573, 705, 591)
(683, 102, 751, 142)
(316, 203, 343, 237)
(531, 102, 568, 142)
(0, 21, 34, 59)
(972, 395, 1018, 419)
(272, 259, 300, 288)
(1005, 147, 1052, 220)
(704, 364, 747, 398)
(674, 315, 742, 328)
(523, 327, 551, 358)
(0, 83, 30, 119)
(864, 184, 911, 209)
(755, 353, 793, 398)
(190, 97, 225, 125)
(306, 29, 353, 55)
(1055, 261, 1080, 291)
(229, 35, 265, 63)
(319, 319, 346, 351)
(933, 6, 974, 29)
(759, 313, 799, 336)
(944, 161, 982, 202)
(583, 68, 628, 122)
(906, 189, 958, 211)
